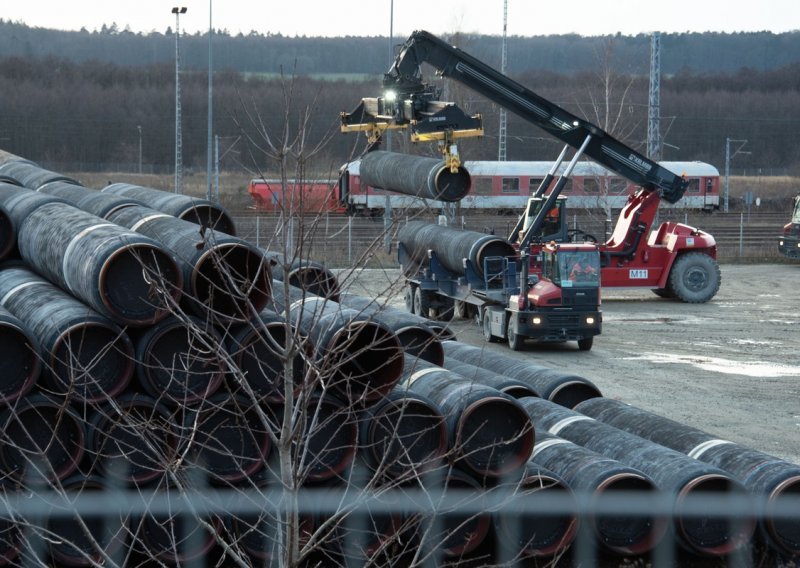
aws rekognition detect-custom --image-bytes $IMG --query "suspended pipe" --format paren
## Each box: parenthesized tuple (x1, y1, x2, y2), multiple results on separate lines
(528, 428, 666, 556)
(226, 309, 308, 403)
(398, 220, 517, 278)
(272, 287, 404, 405)
(86, 393, 178, 486)
(134, 315, 226, 407)
(443, 360, 540, 399)
(0, 304, 41, 405)
(180, 393, 272, 484)
(442, 341, 602, 407)
(358, 388, 448, 478)
(0, 265, 135, 403)
(37, 180, 144, 219)
(400, 358, 535, 480)
(102, 182, 237, 235)
(263, 251, 341, 301)
(0, 159, 81, 189)
(493, 462, 579, 558)
(358, 150, 472, 202)
(338, 293, 445, 366)
(0, 393, 86, 483)
(20, 202, 184, 327)
(576, 397, 800, 556)
(108, 205, 271, 324)
(521, 397, 755, 556)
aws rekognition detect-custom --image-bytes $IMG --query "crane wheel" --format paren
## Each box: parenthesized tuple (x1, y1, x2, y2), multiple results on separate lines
(668, 252, 721, 303)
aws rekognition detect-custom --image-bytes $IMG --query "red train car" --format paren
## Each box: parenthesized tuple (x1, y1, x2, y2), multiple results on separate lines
(248, 178, 344, 213)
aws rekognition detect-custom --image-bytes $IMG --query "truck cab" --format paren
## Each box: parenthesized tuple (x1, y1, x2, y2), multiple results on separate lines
(779, 195, 800, 259)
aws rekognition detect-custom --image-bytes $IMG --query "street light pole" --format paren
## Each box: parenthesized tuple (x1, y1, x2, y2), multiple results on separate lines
(172, 6, 187, 195)
(207, 0, 213, 201)
(137, 125, 142, 174)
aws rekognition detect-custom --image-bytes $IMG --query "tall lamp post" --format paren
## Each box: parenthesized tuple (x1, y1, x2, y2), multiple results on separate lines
(172, 6, 187, 194)
(206, 0, 213, 201)
(137, 125, 142, 174)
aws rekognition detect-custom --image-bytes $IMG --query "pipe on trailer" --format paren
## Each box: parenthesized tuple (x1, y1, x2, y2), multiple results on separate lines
(134, 315, 226, 407)
(528, 429, 666, 556)
(521, 397, 755, 556)
(358, 150, 472, 202)
(102, 182, 237, 235)
(442, 341, 602, 407)
(108, 205, 271, 325)
(398, 220, 517, 278)
(0, 265, 135, 403)
(37, 180, 144, 219)
(0, 159, 81, 189)
(576, 397, 800, 556)
(338, 293, 445, 366)
(400, 358, 535, 480)
(0, 305, 41, 405)
(19, 202, 184, 327)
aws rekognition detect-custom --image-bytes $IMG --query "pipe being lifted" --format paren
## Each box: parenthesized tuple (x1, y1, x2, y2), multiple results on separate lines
(358, 150, 471, 202)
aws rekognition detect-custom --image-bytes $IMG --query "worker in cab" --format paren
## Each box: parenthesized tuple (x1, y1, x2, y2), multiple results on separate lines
(569, 257, 597, 282)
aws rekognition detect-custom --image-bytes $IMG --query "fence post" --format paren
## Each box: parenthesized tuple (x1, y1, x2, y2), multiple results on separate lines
(348, 216, 352, 264)
(739, 212, 744, 257)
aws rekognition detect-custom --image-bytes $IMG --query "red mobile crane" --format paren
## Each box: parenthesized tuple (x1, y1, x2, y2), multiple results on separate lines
(342, 30, 721, 303)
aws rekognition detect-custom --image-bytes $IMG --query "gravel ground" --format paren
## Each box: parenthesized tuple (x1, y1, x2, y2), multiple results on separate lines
(342, 263, 800, 466)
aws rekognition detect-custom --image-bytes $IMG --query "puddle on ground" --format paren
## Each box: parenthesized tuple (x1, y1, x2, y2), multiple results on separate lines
(623, 352, 799, 377)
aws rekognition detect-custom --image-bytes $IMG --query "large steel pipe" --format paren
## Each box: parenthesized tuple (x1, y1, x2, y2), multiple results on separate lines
(0, 183, 69, 258)
(0, 204, 12, 261)
(20, 202, 183, 326)
(0, 393, 86, 483)
(398, 220, 517, 278)
(576, 397, 800, 556)
(0, 266, 134, 403)
(529, 429, 666, 556)
(358, 150, 471, 202)
(493, 462, 579, 558)
(338, 293, 445, 365)
(442, 341, 602, 407)
(443, 360, 540, 399)
(226, 309, 307, 403)
(102, 182, 237, 235)
(37, 180, 144, 219)
(0, 305, 41, 405)
(273, 288, 404, 404)
(521, 397, 755, 556)
(358, 389, 448, 478)
(87, 394, 178, 486)
(264, 252, 341, 302)
(0, 159, 81, 189)
(108, 205, 271, 324)
(134, 315, 226, 407)
(400, 359, 534, 479)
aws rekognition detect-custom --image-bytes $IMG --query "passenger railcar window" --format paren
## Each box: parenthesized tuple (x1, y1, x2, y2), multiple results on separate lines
(502, 177, 520, 193)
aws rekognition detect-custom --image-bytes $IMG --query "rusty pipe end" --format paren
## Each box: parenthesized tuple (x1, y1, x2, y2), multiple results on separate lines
(547, 379, 604, 409)
(0, 320, 41, 404)
(394, 326, 444, 366)
(765, 474, 800, 555)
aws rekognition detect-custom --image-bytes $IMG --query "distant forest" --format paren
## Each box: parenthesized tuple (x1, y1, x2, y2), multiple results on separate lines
(0, 21, 798, 176)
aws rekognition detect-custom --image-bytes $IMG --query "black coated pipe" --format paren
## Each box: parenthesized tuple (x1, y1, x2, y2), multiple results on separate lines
(398, 220, 517, 278)
(0, 183, 69, 257)
(400, 358, 535, 479)
(46, 474, 127, 566)
(576, 397, 800, 556)
(443, 360, 540, 399)
(429, 469, 492, 557)
(442, 341, 602, 407)
(226, 309, 307, 403)
(19, 202, 184, 326)
(358, 388, 447, 478)
(0, 159, 81, 189)
(338, 293, 445, 366)
(0, 304, 41, 405)
(528, 428, 666, 556)
(0, 516, 20, 566)
(0, 204, 12, 261)
(521, 397, 755, 556)
(180, 393, 272, 484)
(493, 462, 579, 558)
(108, 205, 271, 324)
(102, 182, 237, 235)
(359, 150, 471, 202)
(273, 288, 404, 404)
(264, 251, 341, 302)
(134, 315, 226, 407)
(38, 180, 144, 219)
(0, 393, 86, 483)
(0, 265, 135, 403)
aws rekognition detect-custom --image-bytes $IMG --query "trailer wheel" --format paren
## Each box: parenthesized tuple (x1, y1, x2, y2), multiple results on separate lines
(482, 310, 498, 343)
(577, 337, 594, 351)
(414, 287, 432, 318)
(453, 300, 468, 319)
(434, 297, 455, 321)
(668, 252, 721, 303)
(404, 283, 417, 314)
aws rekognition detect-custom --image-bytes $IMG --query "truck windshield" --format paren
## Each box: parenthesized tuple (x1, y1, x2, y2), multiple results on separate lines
(558, 251, 601, 287)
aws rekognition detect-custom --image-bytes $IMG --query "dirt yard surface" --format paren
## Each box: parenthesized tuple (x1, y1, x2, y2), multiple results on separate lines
(342, 263, 800, 466)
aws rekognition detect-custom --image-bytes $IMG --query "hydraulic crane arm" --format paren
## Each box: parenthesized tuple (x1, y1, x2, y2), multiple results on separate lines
(383, 30, 688, 203)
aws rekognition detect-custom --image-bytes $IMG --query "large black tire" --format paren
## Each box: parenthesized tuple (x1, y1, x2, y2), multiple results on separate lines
(414, 287, 432, 318)
(652, 284, 676, 299)
(507, 328, 523, 351)
(668, 252, 721, 303)
(577, 336, 594, 351)
(404, 283, 416, 314)
(433, 296, 455, 322)
(482, 310, 498, 343)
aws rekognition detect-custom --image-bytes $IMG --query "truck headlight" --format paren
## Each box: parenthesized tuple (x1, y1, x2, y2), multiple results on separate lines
(586, 316, 595, 325)
(532, 317, 542, 325)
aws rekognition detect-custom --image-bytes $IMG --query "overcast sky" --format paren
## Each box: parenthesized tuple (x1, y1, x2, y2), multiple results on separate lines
(3, 0, 799, 37)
